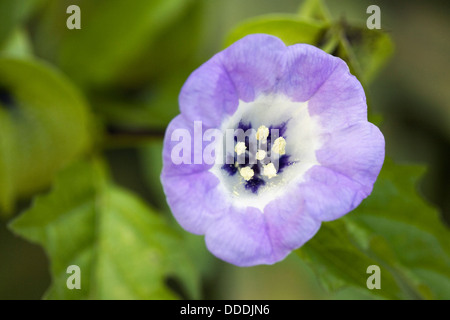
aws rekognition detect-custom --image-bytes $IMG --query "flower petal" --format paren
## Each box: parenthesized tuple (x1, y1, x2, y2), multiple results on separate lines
(317, 121, 385, 194)
(279, 43, 340, 102)
(204, 206, 275, 266)
(264, 186, 321, 254)
(298, 165, 370, 221)
(161, 115, 212, 177)
(307, 59, 368, 132)
(220, 34, 286, 102)
(162, 171, 228, 235)
(179, 56, 239, 128)
(162, 115, 230, 234)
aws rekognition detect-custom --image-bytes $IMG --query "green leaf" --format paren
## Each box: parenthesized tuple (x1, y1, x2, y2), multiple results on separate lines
(91, 74, 184, 132)
(140, 141, 169, 211)
(298, 219, 402, 299)
(225, 14, 327, 48)
(226, 0, 393, 85)
(9, 158, 201, 299)
(34, 0, 197, 88)
(0, 28, 34, 59)
(334, 24, 394, 85)
(298, 0, 394, 84)
(0, 57, 92, 215)
(298, 158, 450, 299)
(117, 0, 204, 87)
(0, 0, 40, 46)
(298, 0, 331, 23)
(224, 12, 393, 86)
(352, 158, 450, 299)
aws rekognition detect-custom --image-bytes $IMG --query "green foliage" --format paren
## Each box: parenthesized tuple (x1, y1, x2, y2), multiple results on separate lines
(298, 0, 332, 23)
(31, 0, 203, 131)
(298, 158, 450, 299)
(0, 29, 34, 59)
(0, 58, 92, 215)
(298, 218, 403, 299)
(140, 141, 169, 211)
(333, 24, 394, 85)
(119, 0, 204, 87)
(298, 0, 394, 85)
(225, 14, 327, 48)
(34, 0, 197, 89)
(9, 159, 200, 299)
(2, 0, 449, 301)
(0, 0, 40, 47)
(91, 74, 185, 132)
(226, 0, 393, 85)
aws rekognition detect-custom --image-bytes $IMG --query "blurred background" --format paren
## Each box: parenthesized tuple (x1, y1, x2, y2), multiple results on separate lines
(0, 0, 449, 299)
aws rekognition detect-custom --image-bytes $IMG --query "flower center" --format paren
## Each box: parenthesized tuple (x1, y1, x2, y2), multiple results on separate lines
(221, 121, 294, 194)
(209, 94, 322, 211)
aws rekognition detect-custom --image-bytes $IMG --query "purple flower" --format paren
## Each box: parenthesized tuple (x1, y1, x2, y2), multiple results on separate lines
(161, 34, 385, 267)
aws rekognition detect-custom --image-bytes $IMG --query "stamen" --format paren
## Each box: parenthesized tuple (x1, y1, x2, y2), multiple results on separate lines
(240, 166, 254, 181)
(263, 163, 277, 179)
(256, 125, 269, 141)
(235, 141, 247, 155)
(272, 137, 286, 155)
(221, 121, 292, 194)
(255, 149, 266, 160)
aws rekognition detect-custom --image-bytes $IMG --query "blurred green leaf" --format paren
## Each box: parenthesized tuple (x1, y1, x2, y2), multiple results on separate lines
(35, 0, 197, 89)
(40, 0, 203, 131)
(225, 14, 327, 48)
(226, 0, 393, 85)
(0, 0, 40, 46)
(298, 218, 402, 299)
(298, 0, 331, 23)
(140, 141, 168, 211)
(298, 158, 450, 299)
(334, 24, 394, 85)
(299, 0, 394, 84)
(351, 158, 450, 299)
(9, 158, 201, 299)
(91, 73, 183, 132)
(0, 29, 34, 58)
(93, 97, 169, 132)
(118, 0, 204, 87)
(0, 57, 92, 214)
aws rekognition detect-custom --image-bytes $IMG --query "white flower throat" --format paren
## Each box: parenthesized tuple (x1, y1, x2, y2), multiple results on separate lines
(210, 94, 324, 211)
(223, 124, 290, 191)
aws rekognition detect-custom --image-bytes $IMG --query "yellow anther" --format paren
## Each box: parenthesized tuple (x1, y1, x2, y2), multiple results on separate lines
(239, 166, 254, 181)
(263, 163, 277, 179)
(272, 137, 286, 155)
(235, 141, 247, 155)
(256, 125, 269, 141)
(256, 149, 266, 160)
